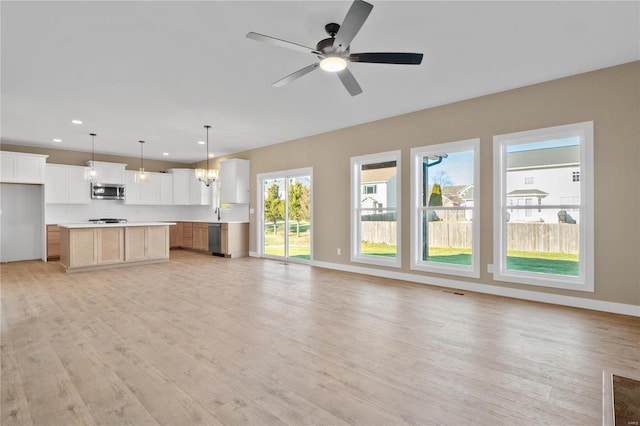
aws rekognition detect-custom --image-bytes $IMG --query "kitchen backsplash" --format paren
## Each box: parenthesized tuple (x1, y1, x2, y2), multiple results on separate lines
(46, 201, 249, 224)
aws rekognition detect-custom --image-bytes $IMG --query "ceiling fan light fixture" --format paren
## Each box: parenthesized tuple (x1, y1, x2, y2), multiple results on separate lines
(320, 56, 347, 72)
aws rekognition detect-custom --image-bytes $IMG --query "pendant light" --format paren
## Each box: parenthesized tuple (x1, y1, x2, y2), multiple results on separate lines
(195, 124, 218, 186)
(84, 133, 98, 180)
(134, 140, 149, 183)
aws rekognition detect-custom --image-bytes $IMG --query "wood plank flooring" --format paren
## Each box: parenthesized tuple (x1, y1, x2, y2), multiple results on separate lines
(2, 250, 639, 425)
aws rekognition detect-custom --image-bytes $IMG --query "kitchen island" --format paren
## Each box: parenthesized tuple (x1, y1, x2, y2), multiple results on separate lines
(58, 222, 175, 272)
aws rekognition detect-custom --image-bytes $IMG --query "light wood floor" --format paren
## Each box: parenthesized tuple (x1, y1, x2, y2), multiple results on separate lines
(2, 250, 639, 425)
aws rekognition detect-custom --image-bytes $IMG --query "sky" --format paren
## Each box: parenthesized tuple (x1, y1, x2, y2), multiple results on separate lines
(428, 136, 580, 186)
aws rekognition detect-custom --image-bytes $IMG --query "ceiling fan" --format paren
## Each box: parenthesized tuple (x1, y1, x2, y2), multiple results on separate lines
(246, 0, 423, 96)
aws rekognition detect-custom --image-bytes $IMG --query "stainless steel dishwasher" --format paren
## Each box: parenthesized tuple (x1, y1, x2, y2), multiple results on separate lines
(208, 223, 223, 256)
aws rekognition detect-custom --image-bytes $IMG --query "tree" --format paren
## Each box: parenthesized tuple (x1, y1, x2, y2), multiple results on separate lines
(431, 169, 454, 187)
(264, 183, 284, 235)
(288, 182, 310, 237)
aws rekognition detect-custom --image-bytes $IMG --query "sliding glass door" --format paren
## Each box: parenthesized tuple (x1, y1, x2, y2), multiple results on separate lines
(259, 168, 312, 261)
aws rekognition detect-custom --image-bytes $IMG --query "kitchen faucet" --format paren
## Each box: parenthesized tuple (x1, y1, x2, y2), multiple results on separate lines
(215, 207, 221, 221)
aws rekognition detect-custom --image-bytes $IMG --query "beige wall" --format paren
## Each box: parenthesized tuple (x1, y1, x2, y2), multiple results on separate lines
(2, 62, 638, 306)
(0, 144, 189, 172)
(220, 61, 640, 306)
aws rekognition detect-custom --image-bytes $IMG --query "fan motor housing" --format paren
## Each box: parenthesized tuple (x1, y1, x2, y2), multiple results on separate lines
(316, 37, 336, 53)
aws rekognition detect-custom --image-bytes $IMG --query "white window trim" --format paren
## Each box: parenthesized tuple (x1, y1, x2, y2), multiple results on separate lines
(350, 150, 401, 268)
(410, 139, 480, 278)
(493, 121, 594, 292)
(256, 167, 313, 263)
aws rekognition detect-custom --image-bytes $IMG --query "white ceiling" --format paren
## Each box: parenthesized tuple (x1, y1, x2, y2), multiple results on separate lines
(2, 1, 638, 163)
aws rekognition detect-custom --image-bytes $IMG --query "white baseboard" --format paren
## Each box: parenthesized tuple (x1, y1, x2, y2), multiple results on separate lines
(249, 251, 259, 258)
(311, 260, 640, 317)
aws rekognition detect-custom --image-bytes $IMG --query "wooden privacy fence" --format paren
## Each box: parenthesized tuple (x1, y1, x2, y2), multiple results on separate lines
(361, 221, 579, 254)
(507, 222, 578, 255)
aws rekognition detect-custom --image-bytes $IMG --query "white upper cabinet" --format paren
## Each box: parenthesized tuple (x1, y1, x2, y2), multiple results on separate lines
(140, 173, 161, 205)
(87, 161, 126, 185)
(124, 171, 168, 205)
(45, 164, 91, 204)
(124, 171, 141, 204)
(160, 173, 173, 205)
(169, 169, 189, 205)
(1, 151, 48, 184)
(168, 168, 211, 206)
(219, 159, 250, 204)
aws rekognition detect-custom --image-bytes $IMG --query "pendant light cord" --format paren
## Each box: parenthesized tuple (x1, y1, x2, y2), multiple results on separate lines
(205, 125, 211, 172)
(90, 133, 96, 164)
(139, 141, 145, 170)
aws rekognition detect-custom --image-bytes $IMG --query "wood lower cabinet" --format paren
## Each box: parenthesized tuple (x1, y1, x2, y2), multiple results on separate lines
(97, 227, 125, 264)
(62, 228, 98, 268)
(125, 227, 147, 262)
(47, 225, 61, 260)
(193, 223, 209, 252)
(125, 226, 169, 262)
(169, 223, 183, 248)
(170, 221, 248, 257)
(221, 223, 249, 258)
(147, 226, 169, 259)
(182, 222, 193, 248)
(60, 225, 169, 272)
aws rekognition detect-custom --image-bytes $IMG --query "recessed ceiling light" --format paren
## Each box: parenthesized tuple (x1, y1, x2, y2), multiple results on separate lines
(208, 153, 215, 158)
(71, 119, 83, 124)
(52, 138, 62, 143)
(162, 152, 169, 156)
(197, 141, 205, 145)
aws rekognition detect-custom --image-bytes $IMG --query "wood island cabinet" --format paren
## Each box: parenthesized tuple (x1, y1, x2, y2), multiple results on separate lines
(60, 227, 125, 268)
(97, 227, 125, 265)
(59, 224, 170, 272)
(125, 226, 169, 262)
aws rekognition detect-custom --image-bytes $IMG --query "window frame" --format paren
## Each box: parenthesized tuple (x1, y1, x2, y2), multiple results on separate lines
(410, 138, 480, 278)
(350, 150, 401, 268)
(493, 121, 594, 291)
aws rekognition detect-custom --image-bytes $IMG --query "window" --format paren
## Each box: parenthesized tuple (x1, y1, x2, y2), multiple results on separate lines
(363, 184, 377, 195)
(525, 177, 534, 184)
(493, 121, 594, 291)
(411, 139, 480, 278)
(351, 151, 401, 268)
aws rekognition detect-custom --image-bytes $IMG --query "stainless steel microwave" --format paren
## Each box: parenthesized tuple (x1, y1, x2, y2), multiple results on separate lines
(91, 183, 125, 200)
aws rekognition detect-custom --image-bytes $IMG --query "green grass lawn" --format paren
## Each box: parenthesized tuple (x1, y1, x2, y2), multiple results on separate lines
(264, 221, 311, 260)
(417, 246, 579, 276)
(361, 242, 397, 257)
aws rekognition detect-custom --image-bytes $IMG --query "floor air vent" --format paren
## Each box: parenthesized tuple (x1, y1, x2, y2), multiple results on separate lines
(442, 290, 465, 296)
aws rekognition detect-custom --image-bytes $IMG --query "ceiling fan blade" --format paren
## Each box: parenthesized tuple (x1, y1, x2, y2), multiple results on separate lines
(272, 63, 320, 87)
(337, 68, 363, 96)
(334, 0, 373, 52)
(246, 32, 320, 55)
(349, 52, 424, 65)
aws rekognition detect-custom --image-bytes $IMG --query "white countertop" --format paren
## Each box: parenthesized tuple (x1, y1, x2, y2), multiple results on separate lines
(180, 220, 250, 224)
(58, 222, 176, 229)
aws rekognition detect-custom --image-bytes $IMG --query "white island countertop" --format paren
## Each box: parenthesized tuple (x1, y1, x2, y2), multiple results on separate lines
(58, 222, 176, 229)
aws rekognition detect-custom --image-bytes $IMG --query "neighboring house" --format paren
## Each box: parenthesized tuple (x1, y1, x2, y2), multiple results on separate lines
(506, 145, 580, 223)
(360, 167, 397, 210)
(441, 184, 474, 220)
